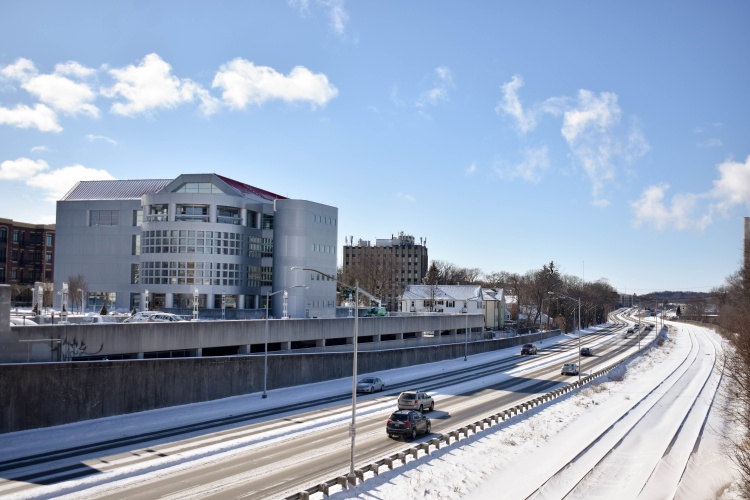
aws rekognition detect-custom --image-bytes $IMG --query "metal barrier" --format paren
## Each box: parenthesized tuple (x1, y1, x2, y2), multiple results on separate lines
(285, 331, 661, 499)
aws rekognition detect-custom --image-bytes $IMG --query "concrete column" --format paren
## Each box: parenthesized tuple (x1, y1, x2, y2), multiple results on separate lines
(240, 208, 247, 226)
(209, 204, 217, 223)
(238, 345, 250, 354)
(136, 352, 144, 359)
(238, 294, 245, 309)
(279, 341, 291, 350)
(315, 339, 324, 348)
(194, 348, 202, 357)
(165, 293, 174, 308)
(168, 202, 176, 222)
(207, 293, 215, 309)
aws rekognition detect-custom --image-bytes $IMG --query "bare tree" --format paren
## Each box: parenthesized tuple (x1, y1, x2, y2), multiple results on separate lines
(716, 265, 750, 495)
(67, 274, 89, 313)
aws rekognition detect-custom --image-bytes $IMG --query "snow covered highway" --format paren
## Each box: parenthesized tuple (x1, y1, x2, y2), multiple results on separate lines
(0, 315, 739, 499)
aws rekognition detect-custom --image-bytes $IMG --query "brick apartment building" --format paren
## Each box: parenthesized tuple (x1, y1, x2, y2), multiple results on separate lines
(342, 232, 428, 311)
(0, 218, 55, 305)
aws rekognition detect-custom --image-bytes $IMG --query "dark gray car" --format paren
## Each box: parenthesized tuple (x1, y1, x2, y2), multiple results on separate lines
(386, 410, 431, 439)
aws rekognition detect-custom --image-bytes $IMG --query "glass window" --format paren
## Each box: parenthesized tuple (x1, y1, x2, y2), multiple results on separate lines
(173, 182, 222, 194)
(261, 214, 274, 230)
(90, 210, 119, 226)
(45, 232, 53, 246)
(0, 227, 7, 243)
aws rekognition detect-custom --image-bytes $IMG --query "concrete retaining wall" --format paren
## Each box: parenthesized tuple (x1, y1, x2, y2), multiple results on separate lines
(0, 330, 558, 434)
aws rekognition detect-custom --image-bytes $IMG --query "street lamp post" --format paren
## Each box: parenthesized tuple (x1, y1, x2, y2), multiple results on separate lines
(291, 266, 367, 486)
(463, 295, 481, 361)
(262, 285, 307, 399)
(539, 297, 546, 344)
(78, 288, 84, 314)
(549, 291, 582, 381)
(193, 287, 199, 321)
(61, 282, 69, 323)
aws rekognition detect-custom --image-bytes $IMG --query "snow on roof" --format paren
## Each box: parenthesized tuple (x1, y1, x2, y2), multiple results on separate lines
(482, 288, 505, 301)
(402, 285, 482, 301)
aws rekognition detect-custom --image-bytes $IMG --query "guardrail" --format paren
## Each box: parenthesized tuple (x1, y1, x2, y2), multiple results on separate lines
(286, 327, 664, 499)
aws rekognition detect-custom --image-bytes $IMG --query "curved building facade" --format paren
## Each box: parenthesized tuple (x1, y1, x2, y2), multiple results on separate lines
(54, 173, 338, 318)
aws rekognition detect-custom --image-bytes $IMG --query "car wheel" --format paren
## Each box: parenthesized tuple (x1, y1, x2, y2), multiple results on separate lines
(380, 385, 385, 392)
(419, 405, 424, 413)
(411, 428, 417, 440)
(425, 422, 431, 434)
(429, 401, 434, 411)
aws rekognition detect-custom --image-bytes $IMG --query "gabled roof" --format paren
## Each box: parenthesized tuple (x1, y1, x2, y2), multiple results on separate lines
(59, 174, 287, 203)
(402, 285, 482, 301)
(482, 288, 505, 301)
(216, 174, 286, 202)
(61, 179, 173, 201)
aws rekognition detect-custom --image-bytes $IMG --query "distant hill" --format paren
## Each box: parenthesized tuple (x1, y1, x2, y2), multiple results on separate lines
(638, 291, 712, 303)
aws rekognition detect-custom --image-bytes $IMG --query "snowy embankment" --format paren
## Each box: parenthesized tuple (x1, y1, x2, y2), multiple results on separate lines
(330, 322, 743, 500)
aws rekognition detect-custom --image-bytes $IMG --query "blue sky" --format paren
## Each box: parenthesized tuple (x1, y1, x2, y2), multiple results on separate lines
(1, 1, 748, 294)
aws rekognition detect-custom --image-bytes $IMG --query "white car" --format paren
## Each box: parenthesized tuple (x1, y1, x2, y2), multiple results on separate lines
(123, 311, 184, 323)
(10, 317, 38, 326)
(356, 377, 385, 393)
(561, 363, 580, 376)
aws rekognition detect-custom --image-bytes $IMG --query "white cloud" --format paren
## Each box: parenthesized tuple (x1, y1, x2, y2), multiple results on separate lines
(631, 156, 750, 231)
(709, 156, 750, 214)
(631, 184, 709, 231)
(23, 73, 100, 117)
(496, 76, 649, 198)
(54, 61, 96, 79)
(319, 0, 349, 36)
(495, 147, 550, 183)
(0, 57, 100, 128)
(417, 66, 454, 109)
(289, 0, 350, 37)
(102, 53, 219, 116)
(0, 157, 49, 180)
(0, 103, 62, 132)
(495, 75, 537, 133)
(28, 164, 116, 201)
(396, 192, 416, 202)
(212, 58, 338, 109)
(31, 145, 49, 153)
(560, 90, 619, 142)
(466, 163, 477, 175)
(0, 58, 36, 82)
(86, 134, 117, 145)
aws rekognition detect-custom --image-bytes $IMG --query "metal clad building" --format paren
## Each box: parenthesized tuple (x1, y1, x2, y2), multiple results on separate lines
(54, 173, 337, 318)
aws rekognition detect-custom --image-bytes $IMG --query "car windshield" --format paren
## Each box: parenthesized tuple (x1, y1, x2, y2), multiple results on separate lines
(400, 393, 416, 400)
(523, 344, 533, 348)
(360, 378, 375, 384)
(390, 413, 409, 421)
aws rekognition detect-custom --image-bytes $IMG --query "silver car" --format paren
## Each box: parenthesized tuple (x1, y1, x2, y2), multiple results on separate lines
(397, 390, 434, 412)
(356, 376, 385, 393)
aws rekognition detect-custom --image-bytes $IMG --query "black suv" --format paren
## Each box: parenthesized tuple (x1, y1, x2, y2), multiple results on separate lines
(386, 410, 431, 439)
(521, 343, 537, 355)
(580, 347, 593, 356)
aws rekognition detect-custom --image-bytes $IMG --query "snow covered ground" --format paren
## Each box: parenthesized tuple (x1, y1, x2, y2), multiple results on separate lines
(330, 321, 743, 499)
(0, 319, 743, 499)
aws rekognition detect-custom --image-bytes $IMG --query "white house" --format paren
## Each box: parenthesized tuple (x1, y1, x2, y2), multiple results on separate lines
(400, 285, 483, 315)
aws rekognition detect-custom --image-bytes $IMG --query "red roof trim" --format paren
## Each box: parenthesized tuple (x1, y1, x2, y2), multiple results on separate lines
(216, 174, 286, 201)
